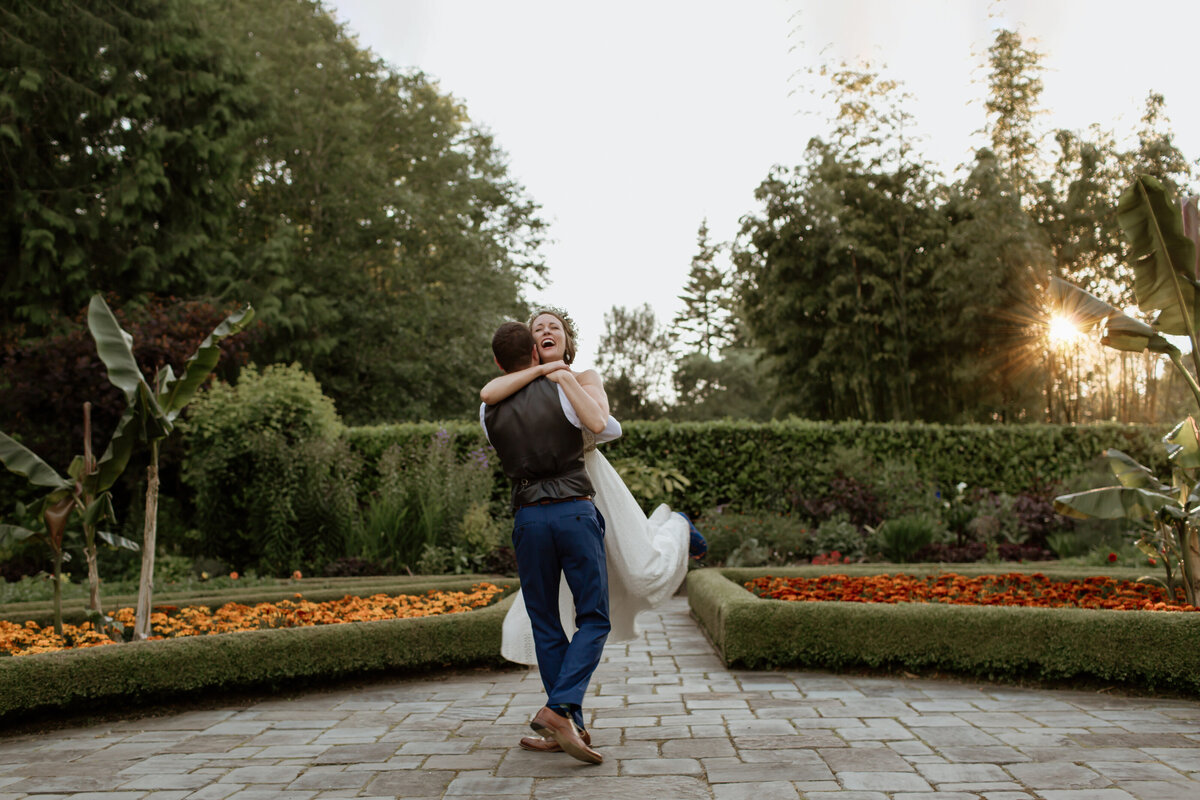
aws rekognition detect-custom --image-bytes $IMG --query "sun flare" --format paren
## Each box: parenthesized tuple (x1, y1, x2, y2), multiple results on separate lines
(1047, 314, 1080, 346)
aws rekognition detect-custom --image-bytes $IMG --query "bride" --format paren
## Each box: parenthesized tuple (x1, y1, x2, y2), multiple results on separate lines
(480, 308, 702, 667)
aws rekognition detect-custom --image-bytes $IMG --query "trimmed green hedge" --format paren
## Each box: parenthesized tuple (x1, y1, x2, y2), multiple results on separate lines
(347, 420, 1167, 513)
(688, 567, 1200, 695)
(0, 579, 517, 723)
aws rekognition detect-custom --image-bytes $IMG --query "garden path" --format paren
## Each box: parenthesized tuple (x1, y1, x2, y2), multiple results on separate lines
(1, 596, 1199, 800)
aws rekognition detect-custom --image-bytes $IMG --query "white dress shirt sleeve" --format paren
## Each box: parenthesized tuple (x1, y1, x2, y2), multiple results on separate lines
(479, 402, 490, 443)
(557, 385, 622, 443)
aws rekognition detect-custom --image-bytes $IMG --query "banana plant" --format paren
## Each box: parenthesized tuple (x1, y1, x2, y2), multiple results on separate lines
(1049, 175, 1200, 604)
(1054, 425, 1200, 606)
(0, 422, 138, 634)
(86, 295, 255, 639)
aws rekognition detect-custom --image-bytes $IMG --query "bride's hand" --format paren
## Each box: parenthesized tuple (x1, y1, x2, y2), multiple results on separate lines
(541, 361, 570, 376)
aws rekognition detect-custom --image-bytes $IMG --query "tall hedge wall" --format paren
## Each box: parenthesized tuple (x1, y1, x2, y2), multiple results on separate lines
(347, 420, 1166, 514)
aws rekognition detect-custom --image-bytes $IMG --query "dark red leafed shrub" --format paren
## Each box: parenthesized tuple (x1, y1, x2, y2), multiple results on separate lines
(0, 295, 258, 469)
(798, 475, 885, 530)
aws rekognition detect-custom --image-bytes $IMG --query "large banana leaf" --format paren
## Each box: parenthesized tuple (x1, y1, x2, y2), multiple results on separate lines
(90, 407, 137, 494)
(1047, 277, 1175, 353)
(1116, 175, 1200, 335)
(0, 431, 71, 490)
(1054, 485, 1176, 521)
(1164, 417, 1200, 470)
(0, 524, 38, 545)
(87, 295, 146, 404)
(158, 304, 254, 420)
(1103, 448, 1170, 492)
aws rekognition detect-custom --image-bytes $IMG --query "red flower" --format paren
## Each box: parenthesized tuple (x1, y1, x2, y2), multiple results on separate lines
(1107, 552, 1118, 563)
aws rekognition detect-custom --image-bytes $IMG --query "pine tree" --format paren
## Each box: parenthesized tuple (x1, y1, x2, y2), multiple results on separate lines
(672, 220, 735, 358)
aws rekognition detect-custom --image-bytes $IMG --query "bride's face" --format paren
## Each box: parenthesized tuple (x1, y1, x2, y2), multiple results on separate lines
(532, 313, 566, 363)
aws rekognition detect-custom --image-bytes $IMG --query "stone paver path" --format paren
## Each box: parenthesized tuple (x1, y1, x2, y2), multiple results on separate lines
(2, 596, 1199, 799)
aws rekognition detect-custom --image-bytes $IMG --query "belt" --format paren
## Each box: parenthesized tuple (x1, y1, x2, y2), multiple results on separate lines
(518, 495, 592, 509)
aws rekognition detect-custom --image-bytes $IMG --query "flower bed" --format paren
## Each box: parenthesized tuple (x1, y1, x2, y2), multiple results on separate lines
(0, 583, 506, 657)
(688, 568, 1200, 695)
(746, 573, 1196, 612)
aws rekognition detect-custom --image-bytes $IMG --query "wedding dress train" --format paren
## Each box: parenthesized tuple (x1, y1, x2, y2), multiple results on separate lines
(500, 442, 691, 666)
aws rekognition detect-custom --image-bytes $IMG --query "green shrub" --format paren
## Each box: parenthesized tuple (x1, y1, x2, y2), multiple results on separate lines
(348, 431, 495, 573)
(346, 420, 1165, 520)
(874, 513, 943, 563)
(699, 512, 813, 566)
(812, 515, 867, 561)
(182, 364, 358, 574)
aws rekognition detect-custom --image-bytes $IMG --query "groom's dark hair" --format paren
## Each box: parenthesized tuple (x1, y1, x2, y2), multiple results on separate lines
(492, 321, 536, 373)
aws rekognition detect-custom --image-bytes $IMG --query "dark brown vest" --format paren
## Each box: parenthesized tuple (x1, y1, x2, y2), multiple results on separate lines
(484, 377, 594, 509)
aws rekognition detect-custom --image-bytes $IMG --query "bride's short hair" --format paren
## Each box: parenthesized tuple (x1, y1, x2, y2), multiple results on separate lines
(528, 307, 578, 365)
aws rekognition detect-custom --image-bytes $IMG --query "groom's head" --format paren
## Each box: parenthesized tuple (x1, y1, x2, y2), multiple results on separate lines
(492, 321, 537, 373)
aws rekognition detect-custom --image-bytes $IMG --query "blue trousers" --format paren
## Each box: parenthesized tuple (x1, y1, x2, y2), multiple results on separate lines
(512, 499, 610, 725)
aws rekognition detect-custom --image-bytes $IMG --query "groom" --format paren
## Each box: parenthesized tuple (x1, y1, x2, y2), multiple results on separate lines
(480, 321, 618, 764)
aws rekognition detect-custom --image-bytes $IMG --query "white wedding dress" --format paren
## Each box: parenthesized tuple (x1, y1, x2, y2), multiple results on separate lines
(500, 434, 691, 665)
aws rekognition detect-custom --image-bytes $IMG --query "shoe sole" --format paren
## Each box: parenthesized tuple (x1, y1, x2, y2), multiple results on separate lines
(530, 719, 602, 764)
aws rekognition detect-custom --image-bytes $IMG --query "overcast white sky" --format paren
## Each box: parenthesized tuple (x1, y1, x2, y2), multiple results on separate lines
(326, 0, 1200, 370)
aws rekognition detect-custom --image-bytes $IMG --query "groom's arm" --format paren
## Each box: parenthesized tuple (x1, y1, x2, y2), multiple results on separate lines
(547, 370, 608, 434)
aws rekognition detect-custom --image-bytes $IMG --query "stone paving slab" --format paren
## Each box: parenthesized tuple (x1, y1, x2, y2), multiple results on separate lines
(3, 596, 1200, 799)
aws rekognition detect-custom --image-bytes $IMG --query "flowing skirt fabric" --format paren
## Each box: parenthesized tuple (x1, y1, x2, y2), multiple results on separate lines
(500, 448, 691, 666)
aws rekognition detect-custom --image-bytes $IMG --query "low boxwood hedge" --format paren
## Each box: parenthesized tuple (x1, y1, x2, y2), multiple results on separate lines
(0, 578, 518, 723)
(688, 567, 1200, 696)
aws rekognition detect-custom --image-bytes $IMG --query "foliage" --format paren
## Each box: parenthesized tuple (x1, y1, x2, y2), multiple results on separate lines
(182, 363, 350, 573)
(347, 432, 495, 574)
(346, 419, 1166, 519)
(1052, 175, 1200, 605)
(0, 0, 258, 332)
(873, 514, 943, 563)
(595, 304, 676, 419)
(696, 512, 813, 567)
(607, 457, 691, 511)
(670, 348, 775, 422)
(209, 0, 546, 424)
(672, 220, 737, 358)
(983, 28, 1046, 202)
(2, 0, 547, 429)
(0, 296, 256, 474)
(811, 516, 868, 562)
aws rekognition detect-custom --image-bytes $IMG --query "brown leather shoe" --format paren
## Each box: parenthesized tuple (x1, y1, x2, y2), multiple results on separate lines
(519, 728, 592, 753)
(529, 706, 602, 764)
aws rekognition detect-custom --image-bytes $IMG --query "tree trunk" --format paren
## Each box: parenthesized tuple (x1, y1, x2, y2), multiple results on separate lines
(1182, 525, 1200, 608)
(52, 549, 63, 636)
(82, 402, 103, 617)
(133, 441, 160, 640)
(85, 535, 102, 615)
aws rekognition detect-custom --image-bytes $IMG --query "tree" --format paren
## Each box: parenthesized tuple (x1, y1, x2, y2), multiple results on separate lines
(211, 0, 546, 423)
(736, 65, 969, 421)
(670, 348, 775, 421)
(1128, 92, 1192, 200)
(85, 295, 255, 639)
(595, 304, 675, 420)
(982, 28, 1046, 204)
(673, 221, 735, 358)
(0, 0, 258, 330)
(938, 149, 1050, 421)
